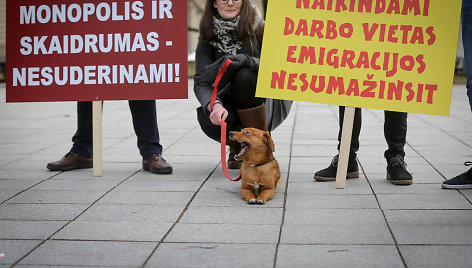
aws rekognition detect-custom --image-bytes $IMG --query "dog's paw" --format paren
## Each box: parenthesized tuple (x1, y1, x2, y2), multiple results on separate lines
(256, 200, 265, 205)
(248, 199, 257, 205)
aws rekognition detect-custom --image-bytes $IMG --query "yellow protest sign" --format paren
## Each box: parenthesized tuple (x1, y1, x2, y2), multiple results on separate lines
(256, 0, 462, 116)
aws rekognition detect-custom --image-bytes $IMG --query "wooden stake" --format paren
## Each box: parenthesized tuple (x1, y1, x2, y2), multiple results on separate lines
(336, 106, 355, 189)
(92, 101, 103, 177)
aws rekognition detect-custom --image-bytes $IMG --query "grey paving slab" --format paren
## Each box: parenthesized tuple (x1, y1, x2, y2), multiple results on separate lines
(29, 178, 123, 191)
(377, 192, 472, 210)
(0, 204, 88, 221)
(399, 245, 472, 268)
(287, 179, 374, 195)
(163, 155, 220, 165)
(180, 206, 283, 224)
(146, 243, 276, 268)
(18, 240, 156, 267)
(286, 194, 379, 209)
(0, 180, 46, 192)
(282, 209, 393, 245)
(98, 191, 194, 206)
(114, 177, 204, 192)
(0, 160, 55, 171)
(276, 245, 403, 268)
(52, 221, 173, 242)
(0, 220, 67, 240)
(6, 190, 104, 204)
(0, 169, 55, 180)
(166, 223, 280, 244)
(369, 179, 445, 194)
(0, 190, 18, 203)
(385, 210, 472, 245)
(0, 240, 42, 265)
(403, 172, 447, 184)
(76, 204, 183, 223)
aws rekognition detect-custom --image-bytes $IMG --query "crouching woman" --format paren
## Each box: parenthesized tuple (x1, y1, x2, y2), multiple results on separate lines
(193, 0, 291, 169)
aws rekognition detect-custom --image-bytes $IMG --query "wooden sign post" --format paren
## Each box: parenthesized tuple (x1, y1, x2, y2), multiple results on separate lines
(92, 101, 103, 177)
(335, 106, 355, 189)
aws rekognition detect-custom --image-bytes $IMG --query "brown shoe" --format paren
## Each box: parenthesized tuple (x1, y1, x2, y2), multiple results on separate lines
(143, 154, 173, 174)
(47, 152, 93, 171)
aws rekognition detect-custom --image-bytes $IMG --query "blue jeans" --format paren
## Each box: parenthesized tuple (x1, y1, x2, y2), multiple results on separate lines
(71, 100, 163, 160)
(463, 0, 472, 111)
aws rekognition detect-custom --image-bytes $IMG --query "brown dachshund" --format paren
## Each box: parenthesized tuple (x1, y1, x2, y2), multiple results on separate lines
(229, 128, 283, 205)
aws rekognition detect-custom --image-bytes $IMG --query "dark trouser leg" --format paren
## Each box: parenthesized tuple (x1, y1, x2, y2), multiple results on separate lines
(230, 67, 267, 131)
(229, 67, 264, 109)
(71, 101, 94, 158)
(383, 111, 407, 160)
(129, 100, 163, 160)
(463, 0, 472, 111)
(337, 106, 362, 160)
(197, 101, 240, 143)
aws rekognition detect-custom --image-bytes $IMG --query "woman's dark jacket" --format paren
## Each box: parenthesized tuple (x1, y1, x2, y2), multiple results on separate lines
(193, 22, 292, 131)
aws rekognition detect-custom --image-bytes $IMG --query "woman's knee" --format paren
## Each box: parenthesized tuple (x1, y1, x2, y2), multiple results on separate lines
(232, 67, 257, 89)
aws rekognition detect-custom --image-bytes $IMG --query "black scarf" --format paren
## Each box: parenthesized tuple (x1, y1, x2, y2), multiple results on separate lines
(210, 15, 243, 55)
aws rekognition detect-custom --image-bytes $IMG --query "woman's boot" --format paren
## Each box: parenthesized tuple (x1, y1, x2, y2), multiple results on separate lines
(227, 140, 242, 169)
(236, 103, 268, 131)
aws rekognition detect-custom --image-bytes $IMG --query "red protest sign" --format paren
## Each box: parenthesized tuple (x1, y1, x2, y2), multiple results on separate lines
(6, 0, 187, 102)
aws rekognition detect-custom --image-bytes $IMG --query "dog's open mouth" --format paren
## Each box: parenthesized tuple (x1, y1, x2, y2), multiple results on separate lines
(234, 142, 249, 160)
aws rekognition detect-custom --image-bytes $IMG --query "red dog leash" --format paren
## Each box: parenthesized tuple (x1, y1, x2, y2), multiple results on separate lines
(210, 59, 241, 182)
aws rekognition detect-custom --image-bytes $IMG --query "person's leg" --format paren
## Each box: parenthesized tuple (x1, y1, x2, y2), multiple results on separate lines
(128, 100, 162, 159)
(463, 0, 472, 111)
(314, 107, 361, 181)
(338, 106, 362, 160)
(383, 111, 407, 159)
(229, 67, 267, 131)
(443, 0, 472, 188)
(71, 101, 94, 158)
(47, 101, 93, 171)
(384, 111, 412, 185)
(129, 100, 172, 174)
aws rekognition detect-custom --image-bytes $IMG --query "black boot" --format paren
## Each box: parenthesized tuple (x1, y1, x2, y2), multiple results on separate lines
(236, 103, 268, 131)
(386, 155, 413, 185)
(314, 155, 359, 182)
(227, 140, 242, 169)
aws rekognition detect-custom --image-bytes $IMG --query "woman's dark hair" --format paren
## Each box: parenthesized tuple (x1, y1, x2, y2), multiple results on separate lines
(199, 0, 257, 42)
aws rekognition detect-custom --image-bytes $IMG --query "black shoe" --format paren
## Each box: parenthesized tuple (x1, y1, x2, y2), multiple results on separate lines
(386, 155, 413, 185)
(442, 162, 472, 189)
(314, 155, 359, 182)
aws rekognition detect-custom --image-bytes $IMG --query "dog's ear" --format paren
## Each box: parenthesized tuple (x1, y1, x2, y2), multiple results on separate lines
(264, 131, 275, 152)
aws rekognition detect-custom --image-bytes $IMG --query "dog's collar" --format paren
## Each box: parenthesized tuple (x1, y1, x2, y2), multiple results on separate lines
(254, 161, 271, 167)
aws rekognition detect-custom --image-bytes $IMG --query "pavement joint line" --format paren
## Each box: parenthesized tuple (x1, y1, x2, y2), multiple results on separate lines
(0, 172, 62, 206)
(141, 163, 219, 267)
(160, 125, 200, 153)
(9, 169, 142, 267)
(273, 101, 298, 268)
(412, 113, 472, 149)
(407, 140, 472, 206)
(360, 161, 408, 268)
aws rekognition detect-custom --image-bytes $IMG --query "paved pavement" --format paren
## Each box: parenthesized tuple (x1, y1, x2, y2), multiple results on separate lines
(0, 80, 471, 268)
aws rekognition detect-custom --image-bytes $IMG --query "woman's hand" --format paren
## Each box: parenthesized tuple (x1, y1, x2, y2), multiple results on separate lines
(210, 103, 228, 126)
